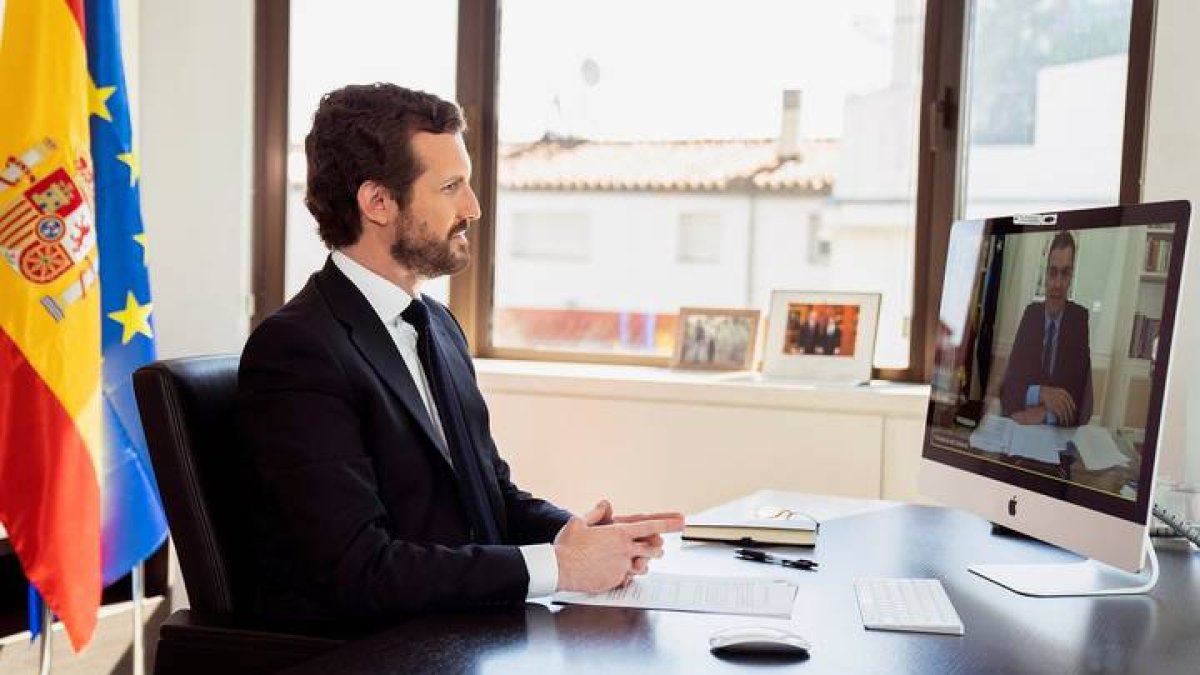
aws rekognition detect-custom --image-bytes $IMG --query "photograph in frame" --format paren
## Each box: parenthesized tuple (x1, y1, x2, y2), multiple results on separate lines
(781, 302, 862, 356)
(671, 307, 761, 371)
(762, 291, 881, 383)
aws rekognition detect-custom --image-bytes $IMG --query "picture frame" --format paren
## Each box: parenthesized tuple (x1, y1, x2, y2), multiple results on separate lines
(671, 307, 761, 371)
(761, 291, 881, 383)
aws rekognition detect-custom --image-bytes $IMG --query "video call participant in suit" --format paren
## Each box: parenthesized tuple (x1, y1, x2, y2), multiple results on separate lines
(1000, 231, 1094, 427)
(238, 83, 683, 624)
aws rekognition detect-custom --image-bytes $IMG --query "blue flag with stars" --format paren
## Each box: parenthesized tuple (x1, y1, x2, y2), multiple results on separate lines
(86, 0, 169, 585)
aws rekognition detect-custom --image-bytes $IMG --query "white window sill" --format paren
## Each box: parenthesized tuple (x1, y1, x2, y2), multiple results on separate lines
(475, 358, 930, 417)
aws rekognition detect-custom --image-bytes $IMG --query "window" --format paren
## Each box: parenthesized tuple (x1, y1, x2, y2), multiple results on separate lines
(490, 0, 926, 367)
(960, 0, 1134, 217)
(256, 0, 1154, 381)
(283, 0, 458, 303)
(807, 213, 831, 266)
(677, 213, 722, 264)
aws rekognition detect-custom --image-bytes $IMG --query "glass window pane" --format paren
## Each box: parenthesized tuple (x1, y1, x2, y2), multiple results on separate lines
(677, 213, 723, 264)
(493, 0, 926, 368)
(286, 0, 458, 302)
(960, 0, 1133, 218)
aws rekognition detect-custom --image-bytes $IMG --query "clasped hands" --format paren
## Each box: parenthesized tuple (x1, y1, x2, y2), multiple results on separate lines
(554, 499, 684, 594)
(1012, 385, 1077, 426)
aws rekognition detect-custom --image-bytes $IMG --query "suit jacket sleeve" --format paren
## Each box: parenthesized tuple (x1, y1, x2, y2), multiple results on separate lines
(1000, 304, 1040, 416)
(433, 302, 575, 544)
(238, 314, 532, 619)
(1073, 307, 1094, 425)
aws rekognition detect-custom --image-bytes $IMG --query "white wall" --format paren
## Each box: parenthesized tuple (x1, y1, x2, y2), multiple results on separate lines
(138, 0, 254, 358)
(1143, 0, 1200, 482)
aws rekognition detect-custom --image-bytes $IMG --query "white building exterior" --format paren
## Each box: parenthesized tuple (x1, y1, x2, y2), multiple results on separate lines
(490, 54, 1127, 369)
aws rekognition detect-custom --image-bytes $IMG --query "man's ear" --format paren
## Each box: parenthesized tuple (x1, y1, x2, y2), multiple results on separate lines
(356, 180, 395, 229)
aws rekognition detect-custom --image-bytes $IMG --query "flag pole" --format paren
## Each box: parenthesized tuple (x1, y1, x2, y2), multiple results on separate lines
(132, 562, 145, 675)
(38, 600, 52, 675)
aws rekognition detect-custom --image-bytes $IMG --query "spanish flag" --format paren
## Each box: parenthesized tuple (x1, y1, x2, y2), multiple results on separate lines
(0, 0, 105, 651)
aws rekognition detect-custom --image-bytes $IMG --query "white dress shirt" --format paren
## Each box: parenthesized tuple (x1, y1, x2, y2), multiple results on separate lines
(331, 251, 558, 598)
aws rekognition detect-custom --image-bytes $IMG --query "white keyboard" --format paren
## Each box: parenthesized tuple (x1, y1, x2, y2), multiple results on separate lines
(854, 578, 964, 636)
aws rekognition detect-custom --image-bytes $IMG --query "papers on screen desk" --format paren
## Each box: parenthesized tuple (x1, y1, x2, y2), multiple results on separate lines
(969, 415, 1061, 463)
(684, 498, 818, 546)
(969, 414, 1129, 470)
(1070, 425, 1129, 470)
(554, 573, 797, 618)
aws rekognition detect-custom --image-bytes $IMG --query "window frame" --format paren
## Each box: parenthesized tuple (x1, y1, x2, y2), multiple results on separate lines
(253, 0, 1157, 382)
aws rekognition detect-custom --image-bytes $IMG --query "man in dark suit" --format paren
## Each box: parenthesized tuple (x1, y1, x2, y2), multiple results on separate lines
(822, 317, 843, 356)
(795, 309, 823, 354)
(1000, 231, 1093, 427)
(238, 84, 682, 624)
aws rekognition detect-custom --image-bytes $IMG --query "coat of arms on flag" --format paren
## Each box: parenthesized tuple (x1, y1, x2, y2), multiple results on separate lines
(1, 139, 98, 321)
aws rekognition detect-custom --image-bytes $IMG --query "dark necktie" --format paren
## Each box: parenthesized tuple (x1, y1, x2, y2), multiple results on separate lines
(1042, 319, 1057, 377)
(401, 298, 502, 544)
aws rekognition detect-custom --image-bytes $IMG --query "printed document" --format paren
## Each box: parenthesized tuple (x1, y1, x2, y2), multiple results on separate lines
(1069, 425, 1128, 470)
(969, 414, 1129, 469)
(553, 573, 797, 618)
(970, 413, 1066, 463)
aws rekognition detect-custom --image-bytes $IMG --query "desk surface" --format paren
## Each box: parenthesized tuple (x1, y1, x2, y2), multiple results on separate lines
(282, 503, 1200, 675)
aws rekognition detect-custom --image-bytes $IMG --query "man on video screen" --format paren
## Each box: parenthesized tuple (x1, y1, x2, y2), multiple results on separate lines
(1000, 231, 1094, 427)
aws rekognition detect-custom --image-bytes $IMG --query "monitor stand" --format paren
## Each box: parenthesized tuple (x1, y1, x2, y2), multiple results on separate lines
(968, 536, 1159, 597)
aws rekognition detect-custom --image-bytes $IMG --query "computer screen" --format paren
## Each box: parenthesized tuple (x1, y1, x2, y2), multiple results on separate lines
(920, 201, 1190, 576)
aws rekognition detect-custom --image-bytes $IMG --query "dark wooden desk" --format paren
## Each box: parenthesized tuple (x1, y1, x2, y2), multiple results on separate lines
(281, 504, 1200, 674)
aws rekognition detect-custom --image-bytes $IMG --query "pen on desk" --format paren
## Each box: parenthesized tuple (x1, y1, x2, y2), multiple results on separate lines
(735, 547, 818, 571)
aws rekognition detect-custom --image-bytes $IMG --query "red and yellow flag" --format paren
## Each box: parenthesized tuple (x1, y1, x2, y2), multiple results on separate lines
(0, 0, 104, 651)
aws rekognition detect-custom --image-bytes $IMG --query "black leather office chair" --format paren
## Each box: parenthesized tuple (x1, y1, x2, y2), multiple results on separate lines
(133, 356, 343, 675)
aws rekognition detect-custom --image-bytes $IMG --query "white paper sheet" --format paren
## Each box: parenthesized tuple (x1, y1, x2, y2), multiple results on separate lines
(553, 573, 797, 618)
(1008, 424, 1072, 463)
(970, 413, 1065, 462)
(969, 414, 1130, 469)
(969, 414, 1014, 454)
(1070, 425, 1129, 470)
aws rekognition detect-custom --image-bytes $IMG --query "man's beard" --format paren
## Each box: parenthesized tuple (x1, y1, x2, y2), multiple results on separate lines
(389, 214, 470, 279)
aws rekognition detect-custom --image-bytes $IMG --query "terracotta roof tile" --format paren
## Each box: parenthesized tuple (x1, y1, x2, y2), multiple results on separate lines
(499, 138, 837, 193)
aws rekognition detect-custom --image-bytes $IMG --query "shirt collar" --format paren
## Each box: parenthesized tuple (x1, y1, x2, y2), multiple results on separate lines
(330, 250, 416, 327)
(1044, 307, 1061, 331)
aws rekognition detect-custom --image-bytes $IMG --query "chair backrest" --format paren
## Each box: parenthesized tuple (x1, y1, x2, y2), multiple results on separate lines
(134, 355, 254, 618)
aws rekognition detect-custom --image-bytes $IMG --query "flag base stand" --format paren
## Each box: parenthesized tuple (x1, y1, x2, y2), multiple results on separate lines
(38, 600, 51, 675)
(132, 562, 145, 675)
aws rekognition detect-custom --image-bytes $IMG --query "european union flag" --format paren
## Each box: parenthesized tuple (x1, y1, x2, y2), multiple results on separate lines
(86, 0, 169, 585)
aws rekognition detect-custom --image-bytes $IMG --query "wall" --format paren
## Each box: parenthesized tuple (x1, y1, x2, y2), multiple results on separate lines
(477, 362, 929, 514)
(137, 0, 254, 359)
(494, 191, 760, 313)
(1143, 0, 1200, 482)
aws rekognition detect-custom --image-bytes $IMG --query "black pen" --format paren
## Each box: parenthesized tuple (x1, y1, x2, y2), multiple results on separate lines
(735, 548, 818, 570)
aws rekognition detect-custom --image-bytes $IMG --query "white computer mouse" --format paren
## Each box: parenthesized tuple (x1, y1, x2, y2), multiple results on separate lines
(708, 625, 811, 657)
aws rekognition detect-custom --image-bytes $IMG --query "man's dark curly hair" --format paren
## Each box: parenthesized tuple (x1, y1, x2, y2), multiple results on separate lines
(304, 83, 465, 248)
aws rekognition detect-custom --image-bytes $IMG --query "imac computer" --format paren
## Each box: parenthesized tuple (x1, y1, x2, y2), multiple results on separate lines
(919, 200, 1191, 596)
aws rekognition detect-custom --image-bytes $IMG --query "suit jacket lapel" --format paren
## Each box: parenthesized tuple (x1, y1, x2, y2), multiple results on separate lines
(315, 259, 452, 468)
